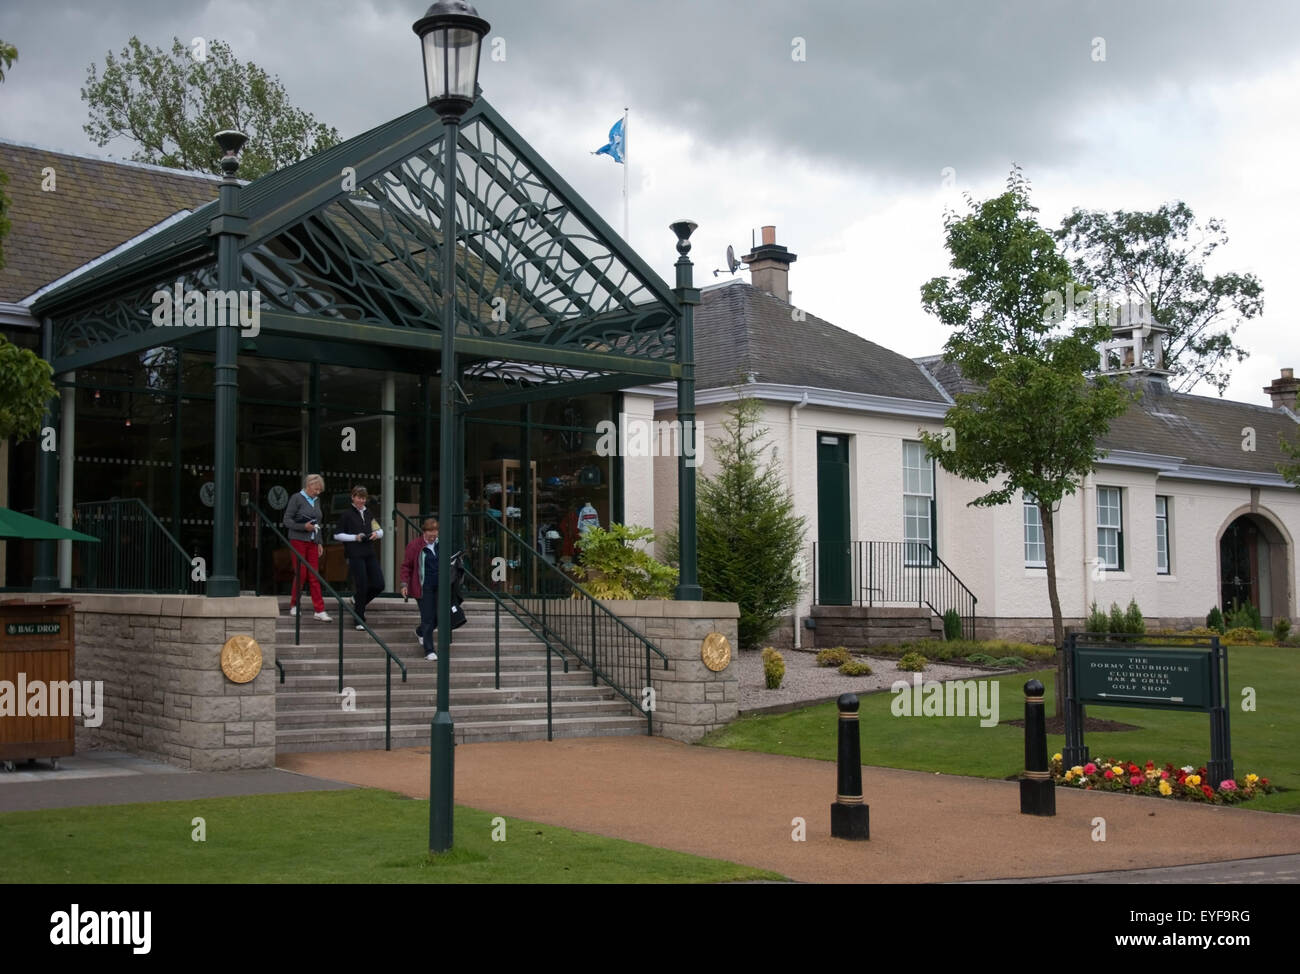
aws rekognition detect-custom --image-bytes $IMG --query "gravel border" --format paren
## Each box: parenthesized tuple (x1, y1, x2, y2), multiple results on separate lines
(737, 647, 1019, 715)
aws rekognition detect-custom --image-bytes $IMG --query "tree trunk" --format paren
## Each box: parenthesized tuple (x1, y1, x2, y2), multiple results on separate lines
(1041, 503, 1066, 716)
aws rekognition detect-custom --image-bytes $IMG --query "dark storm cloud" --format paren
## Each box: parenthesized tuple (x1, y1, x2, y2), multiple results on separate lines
(3, 0, 1298, 188)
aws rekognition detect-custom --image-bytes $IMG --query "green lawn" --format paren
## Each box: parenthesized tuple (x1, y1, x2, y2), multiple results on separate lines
(703, 645, 1300, 813)
(0, 789, 786, 884)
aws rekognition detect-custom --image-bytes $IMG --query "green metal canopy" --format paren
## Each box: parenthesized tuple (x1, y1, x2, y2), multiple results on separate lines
(32, 96, 681, 393)
(0, 508, 100, 542)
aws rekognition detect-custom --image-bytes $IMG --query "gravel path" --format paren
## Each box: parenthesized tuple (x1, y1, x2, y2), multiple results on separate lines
(736, 647, 1017, 713)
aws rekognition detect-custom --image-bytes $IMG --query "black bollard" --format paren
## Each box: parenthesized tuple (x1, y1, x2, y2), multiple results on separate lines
(1019, 679, 1056, 816)
(831, 692, 869, 840)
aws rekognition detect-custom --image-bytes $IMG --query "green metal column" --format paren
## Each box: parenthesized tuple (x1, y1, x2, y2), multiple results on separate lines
(431, 121, 460, 853)
(307, 362, 321, 475)
(208, 132, 248, 599)
(671, 221, 702, 601)
(32, 317, 60, 592)
(420, 375, 433, 516)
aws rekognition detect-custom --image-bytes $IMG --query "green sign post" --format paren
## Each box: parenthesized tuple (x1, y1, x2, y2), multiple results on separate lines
(1063, 632, 1233, 786)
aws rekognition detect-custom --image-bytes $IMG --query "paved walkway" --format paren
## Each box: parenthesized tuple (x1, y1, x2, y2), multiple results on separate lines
(277, 737, 1300, 884)
(0, 751, 353, 813)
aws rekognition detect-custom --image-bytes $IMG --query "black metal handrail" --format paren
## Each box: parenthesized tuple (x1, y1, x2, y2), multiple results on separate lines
(813, 540, 978, 640)
(458, 561, 570, 741)
(396, 508, 668, 735)
(253, 504, 407, 750)
(72, 498, 196, 594)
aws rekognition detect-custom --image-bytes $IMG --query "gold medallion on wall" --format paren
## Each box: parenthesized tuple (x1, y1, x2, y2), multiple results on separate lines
(221, 634, 263, 684)
(700, 632, 732, 672)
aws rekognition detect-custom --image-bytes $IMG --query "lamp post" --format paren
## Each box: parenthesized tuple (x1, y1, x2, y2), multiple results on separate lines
(414, 0, 489, 854)
(671, 220, 702, 600)
(208, 130, 248, 599)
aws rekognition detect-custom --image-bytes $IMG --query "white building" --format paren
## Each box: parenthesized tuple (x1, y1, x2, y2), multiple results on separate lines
(632, 228, 1300, 646)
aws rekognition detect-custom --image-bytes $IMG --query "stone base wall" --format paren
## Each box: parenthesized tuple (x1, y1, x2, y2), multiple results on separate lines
(972, 616, 1206, 644)
(599, 600, 740, 743)
(17, 594, 280, 770)
(806, 605, 942, 649)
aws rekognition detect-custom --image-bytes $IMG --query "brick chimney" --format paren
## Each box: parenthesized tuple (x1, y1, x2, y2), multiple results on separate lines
(741, 225, 797, 304)
(1264, 367, 1299, 410)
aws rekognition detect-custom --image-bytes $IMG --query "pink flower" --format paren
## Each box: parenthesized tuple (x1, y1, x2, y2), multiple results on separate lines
(1160, 770, 1169, 779)
(1083, 763, 1097, 775)
(1129, 775, 1144, 787)
(1220, 780, 1238, 791)
(1103, 769, 1114, 780)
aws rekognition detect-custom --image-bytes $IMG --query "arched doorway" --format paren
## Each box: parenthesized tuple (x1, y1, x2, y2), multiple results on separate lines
(1218, 511, 1293, 625)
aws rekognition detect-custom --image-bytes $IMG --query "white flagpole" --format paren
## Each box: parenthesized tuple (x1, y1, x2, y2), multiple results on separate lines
(622, 106, 629, 241)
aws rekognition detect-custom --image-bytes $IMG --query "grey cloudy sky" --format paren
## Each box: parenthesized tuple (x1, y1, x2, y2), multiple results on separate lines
(2, 0, 1297, 402)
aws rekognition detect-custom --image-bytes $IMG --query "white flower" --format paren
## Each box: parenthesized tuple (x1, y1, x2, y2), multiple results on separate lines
(1181, 765, 1195, 773)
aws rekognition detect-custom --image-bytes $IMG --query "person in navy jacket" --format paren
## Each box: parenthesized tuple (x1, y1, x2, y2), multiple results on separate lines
(333, 486, 385, 631)
(400, 517, 440, 661)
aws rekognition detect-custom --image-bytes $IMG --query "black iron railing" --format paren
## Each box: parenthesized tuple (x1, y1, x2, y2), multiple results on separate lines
(253, 504, 407, 749)
(813, 540, 977, 640)
(72, 498, 196, 594)
(395, 509, 668, 734)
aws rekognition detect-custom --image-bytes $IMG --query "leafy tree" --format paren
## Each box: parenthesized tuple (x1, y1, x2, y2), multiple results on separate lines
(0, 336, 57, 441)
(1280, 432, 1300, 489)
(82, 36, 339, 180)
(0, 39, 15, 82)
(919, 167, 1132, 712)
(676, 395, 807, 650)
(1056, 202, 1263, 396)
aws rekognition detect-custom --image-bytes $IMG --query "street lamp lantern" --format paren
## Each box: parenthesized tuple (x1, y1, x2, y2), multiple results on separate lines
(413, 0, 490, 122)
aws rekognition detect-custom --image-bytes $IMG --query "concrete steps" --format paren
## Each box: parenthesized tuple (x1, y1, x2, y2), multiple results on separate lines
(273, 596, 645, 751)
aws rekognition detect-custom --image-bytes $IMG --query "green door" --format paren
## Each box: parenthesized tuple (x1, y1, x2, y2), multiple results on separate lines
(817, 434, 851, 605)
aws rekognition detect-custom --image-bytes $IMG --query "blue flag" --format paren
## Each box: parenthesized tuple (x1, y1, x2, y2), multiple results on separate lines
(593, 117, 625, 164)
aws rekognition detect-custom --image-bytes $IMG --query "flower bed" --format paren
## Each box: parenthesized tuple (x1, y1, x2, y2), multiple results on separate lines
(1049, 754, 1275, 805)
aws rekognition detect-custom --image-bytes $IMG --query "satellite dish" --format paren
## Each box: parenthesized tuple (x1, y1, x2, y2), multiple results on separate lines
(713, 244, 745, 278)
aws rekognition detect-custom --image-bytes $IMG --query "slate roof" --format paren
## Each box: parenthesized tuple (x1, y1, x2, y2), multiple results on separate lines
(915, 356, 1299, 477)
(0, 141, 221, 303)
(694, 281, 949, 403)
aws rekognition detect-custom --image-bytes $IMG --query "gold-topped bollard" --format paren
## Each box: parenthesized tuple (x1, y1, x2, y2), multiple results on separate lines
(831, 693, 870, 840)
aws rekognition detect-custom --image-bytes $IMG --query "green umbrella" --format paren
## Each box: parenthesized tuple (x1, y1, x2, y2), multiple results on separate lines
(0, 508, 101, 542)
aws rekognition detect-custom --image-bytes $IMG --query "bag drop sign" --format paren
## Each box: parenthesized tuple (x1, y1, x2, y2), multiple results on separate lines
(6, 621, 62, 636)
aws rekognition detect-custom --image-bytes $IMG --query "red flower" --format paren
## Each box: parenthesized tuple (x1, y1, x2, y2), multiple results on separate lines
(1201, 785, 1214, 798)
(1128, 764, 1140, 774)
(1145, 761, 1155, 770)
(1261, 778, 1270, 786)
(1104, 769, 1115, 780)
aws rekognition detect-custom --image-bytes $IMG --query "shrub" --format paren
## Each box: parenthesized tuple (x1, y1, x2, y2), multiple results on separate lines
(838, 660, 873, 677)
(1087, 601, 1108, 634)
(994, 656, 1028, 667)
(1206, 606, 1225, 634)
(816, 647, 851, 668)
(1274, 618, 1293, 643)
(575, 524, 677, 599)
(1223, 627, 1265, 645)
(895, 638, 1052, 662)
(1124, 598, 1146, 635)
(1108, 602, 1126, 635)
(943, 608, 962, 641)
(897, 651, 928, 672)
(761, 647, 785, 689)
(1225, 601, 1262, 632)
